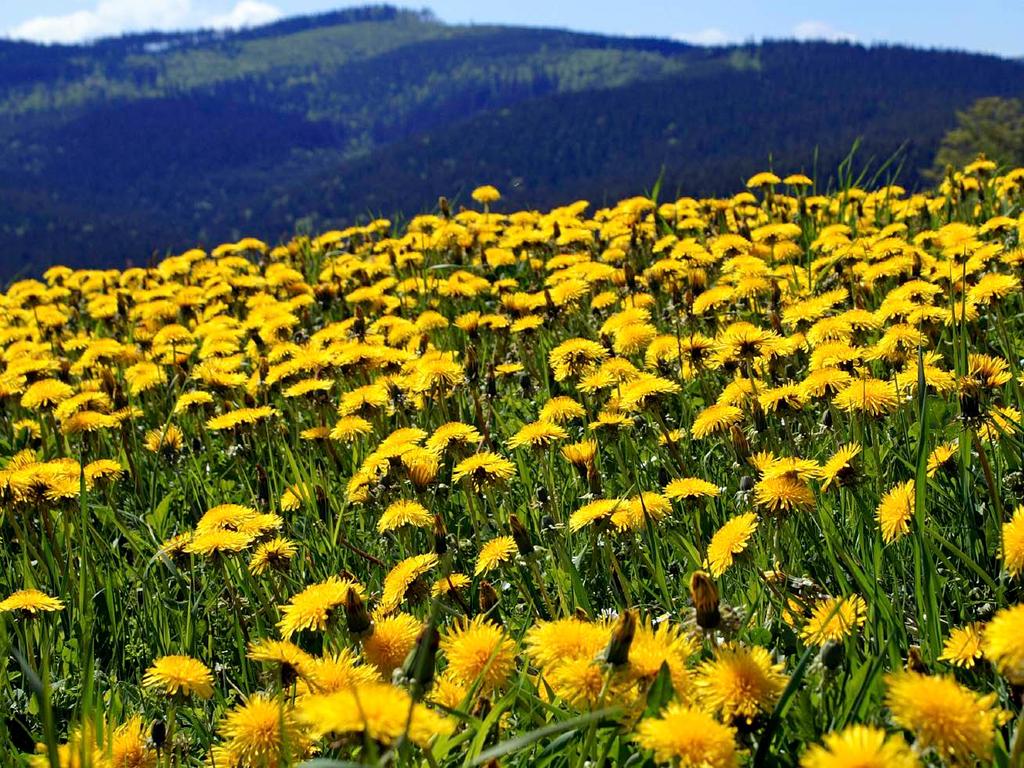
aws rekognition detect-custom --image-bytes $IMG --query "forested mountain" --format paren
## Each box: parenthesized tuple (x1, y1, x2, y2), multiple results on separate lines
(1, 4, 1022, 275)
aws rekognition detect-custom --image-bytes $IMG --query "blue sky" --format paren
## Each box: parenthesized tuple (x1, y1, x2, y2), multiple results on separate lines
(1, 0, 1021, 57)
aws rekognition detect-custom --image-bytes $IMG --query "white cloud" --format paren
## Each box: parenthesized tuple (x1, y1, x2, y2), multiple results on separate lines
(673, 27, 733, 46)
(8, 0, 282, 44)
(791, 20, 858, 43)
(206, 1, 282, 30)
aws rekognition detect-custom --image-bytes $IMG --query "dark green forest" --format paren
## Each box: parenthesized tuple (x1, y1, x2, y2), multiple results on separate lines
(1, 4, 1023, 275)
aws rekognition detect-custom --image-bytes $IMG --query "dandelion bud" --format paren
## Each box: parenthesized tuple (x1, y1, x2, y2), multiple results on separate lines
(433, 514, 448, 555)
(959, 386, 982, 422)
(150, 719, 166, 751)
(100, 367, 117, 397)
(478, 580, 500, 622)
(352, 308, 366, 340)
(256, 464, 270, 510)
(738, 475, 755, 493)
(439, 196, 451, 219)
(280, 660, 299, 688)
(344, 589, 372, 636)
(472, 696, 492, 722)
(604, 609, 637, 667)
(315, 486, 330, 520)
(509, 513, 534, 556)
(820, 639, 845, 671)
(689, 570, 721, 630)
(408, 455, 439, 491)
(731, 426, 750, 460)
(402, 623, 440, 694)
(405, 576, 430, 607)
(905, 645, 927, 674)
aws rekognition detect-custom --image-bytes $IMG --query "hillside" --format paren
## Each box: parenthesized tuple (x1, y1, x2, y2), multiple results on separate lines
(1, 4, 1023, 275)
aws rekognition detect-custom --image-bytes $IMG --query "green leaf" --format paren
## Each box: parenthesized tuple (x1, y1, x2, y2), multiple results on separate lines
(643, 661, 676, 717)
(470, 707, 620, 766)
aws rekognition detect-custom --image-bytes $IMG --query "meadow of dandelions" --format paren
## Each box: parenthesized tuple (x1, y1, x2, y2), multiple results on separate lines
(4, 163, 1024, 766)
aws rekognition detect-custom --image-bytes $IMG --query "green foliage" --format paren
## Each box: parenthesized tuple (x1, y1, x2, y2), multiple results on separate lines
(931, 96, 1024, 177)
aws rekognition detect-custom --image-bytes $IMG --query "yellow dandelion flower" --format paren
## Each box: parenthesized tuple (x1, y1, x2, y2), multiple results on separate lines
(876, 480, 915, 543)
(296, 682, 453, 748)
(142, 655, 214, 699)
(626, 618, 697, 694)
(525, 617, 610, 670)
(475, 536, 518, 575)
(379, 553, 438, 614)
(664, 477, 720, 500)
(471, 185, 501, 204)
(361, 612, 421, 677)
(635, 703, 738, 768)
(440, 616, 516, 690)
(277, 576, 364, 638)
(561, 439, 598, 468)
(506, 420, 568, 450)
(329, 415, 374, 442)
(214, 694, 304, 768)
(694, 645, 788, 724)
(818, 443, 861, 491)
(615, 374, 681, 413)
(691, 404, 743, 439)
(539, 396, 586, 423)
(377, 499, 433, 533)
(248, 537, 297, 576)
(983, 604, 1024, 684)
(607, 492, 671, 531)
(800, 595, 867, 646)
(885, 671, 1006, 762)
(206, 406, 279, 431)
(184, 529, 254, 557)
(432, 573, 471, 598)
(706, 513, 759, 577)
(21, 378, 74, 410)
(549, 338, 608, 381)
(800, 725, 919, 768)
(143, 425, 184, 454)
(452, 451, 516, 486)
(298, 650, 379, 694)
(247, 639, 314, 680)
(425, 421, 482, 454)
(102, 715, 156, 768)
(568, 498, 625, 533)
(753, 475, 815, 518)
(939, 623, 984, 669)
(0, 588, 64, 615)
(1001, 506, 1024, 577)
(833, 377, 900, 416)
(926, 440, 958, 477)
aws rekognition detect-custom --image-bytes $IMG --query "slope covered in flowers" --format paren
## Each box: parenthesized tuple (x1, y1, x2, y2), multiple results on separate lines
(3, 165, 1024, 765)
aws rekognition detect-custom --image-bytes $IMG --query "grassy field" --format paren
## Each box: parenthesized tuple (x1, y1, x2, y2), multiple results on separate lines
(3, 162, 1024, 766)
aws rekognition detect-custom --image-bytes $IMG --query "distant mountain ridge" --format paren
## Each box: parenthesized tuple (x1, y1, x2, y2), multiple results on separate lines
(0, 4, 1022, 276)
